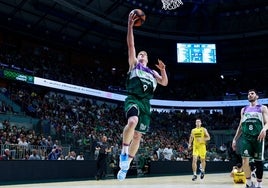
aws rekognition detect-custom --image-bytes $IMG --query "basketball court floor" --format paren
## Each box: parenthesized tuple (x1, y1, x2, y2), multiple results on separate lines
(1, 172, 267, 188)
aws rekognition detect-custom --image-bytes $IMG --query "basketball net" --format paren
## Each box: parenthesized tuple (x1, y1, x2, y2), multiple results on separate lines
(161, 0, 183, 10)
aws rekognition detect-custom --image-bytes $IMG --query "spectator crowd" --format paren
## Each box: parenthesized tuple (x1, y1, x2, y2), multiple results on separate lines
(0, 39, 267, 176)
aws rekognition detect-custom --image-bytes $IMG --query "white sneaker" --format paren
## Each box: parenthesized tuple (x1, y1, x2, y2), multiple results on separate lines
(117, 169, 128, 181)
(119, 154, 129, 170)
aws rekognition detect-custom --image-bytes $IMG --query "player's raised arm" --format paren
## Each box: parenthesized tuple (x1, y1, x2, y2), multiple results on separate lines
(127, 11, 138, 71)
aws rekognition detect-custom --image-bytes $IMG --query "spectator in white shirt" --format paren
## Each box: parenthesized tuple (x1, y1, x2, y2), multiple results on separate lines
(162, 144, 173, 161)
(76, 152, 85, 160)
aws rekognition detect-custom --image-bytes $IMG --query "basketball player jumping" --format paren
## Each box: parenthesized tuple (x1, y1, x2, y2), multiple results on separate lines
(116, 11, 168, 181)
(232, 89, 268, 188)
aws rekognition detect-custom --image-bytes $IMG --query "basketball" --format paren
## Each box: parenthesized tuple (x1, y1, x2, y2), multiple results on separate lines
(130, 9, 146, 27)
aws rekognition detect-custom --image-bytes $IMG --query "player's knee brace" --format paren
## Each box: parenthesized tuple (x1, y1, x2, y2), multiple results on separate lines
(126, 106, 139, 119)
(255, 160, 263, 179)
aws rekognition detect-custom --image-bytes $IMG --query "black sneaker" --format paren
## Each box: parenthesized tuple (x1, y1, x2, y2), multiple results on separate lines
(192, 175, 197, 181)
(200, 171, 205, 179)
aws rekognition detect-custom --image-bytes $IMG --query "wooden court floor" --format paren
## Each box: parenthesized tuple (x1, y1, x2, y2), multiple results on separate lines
(1, 172, 267, 188)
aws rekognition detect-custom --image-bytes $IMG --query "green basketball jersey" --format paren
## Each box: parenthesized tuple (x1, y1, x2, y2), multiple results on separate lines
(126, 63, 157, 100)
(241, 105, 263, 140)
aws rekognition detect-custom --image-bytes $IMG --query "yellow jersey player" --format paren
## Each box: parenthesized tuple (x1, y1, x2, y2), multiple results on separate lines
(230, 163, 246, 184)
(188, 118, 210, 181)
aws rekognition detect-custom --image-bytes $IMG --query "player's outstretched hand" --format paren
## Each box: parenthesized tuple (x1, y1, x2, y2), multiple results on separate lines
(155, 59, 166, 71)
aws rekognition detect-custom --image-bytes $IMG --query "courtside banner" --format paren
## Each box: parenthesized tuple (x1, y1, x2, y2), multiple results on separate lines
(151, 98, 268, 107)
(33, 77, 126, 101)
(34, 77, 268, 107)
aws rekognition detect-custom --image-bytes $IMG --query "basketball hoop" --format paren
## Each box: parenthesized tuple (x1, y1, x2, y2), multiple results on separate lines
(161, 0, 183, 10)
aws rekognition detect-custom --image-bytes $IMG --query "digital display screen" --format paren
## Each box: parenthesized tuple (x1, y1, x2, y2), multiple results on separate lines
(177, 43, 216, 64)
(3, 69, 34, 83)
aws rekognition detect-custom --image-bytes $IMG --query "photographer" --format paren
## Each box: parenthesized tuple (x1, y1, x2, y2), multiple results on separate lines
(47, 146, 61, 160)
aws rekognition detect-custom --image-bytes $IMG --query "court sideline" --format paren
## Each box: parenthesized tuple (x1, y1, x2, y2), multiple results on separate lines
(1, 172, 267, 188)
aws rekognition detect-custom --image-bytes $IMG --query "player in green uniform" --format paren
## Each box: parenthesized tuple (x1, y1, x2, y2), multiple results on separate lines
(117, 11, 168, 181)
(232, 89, 268, 188)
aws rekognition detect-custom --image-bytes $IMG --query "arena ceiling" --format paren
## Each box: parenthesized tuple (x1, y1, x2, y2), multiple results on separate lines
(0, 0, 267, 74)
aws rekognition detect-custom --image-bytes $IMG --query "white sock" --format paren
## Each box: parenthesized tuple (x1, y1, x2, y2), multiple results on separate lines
(246, 179, 252, 186)
(121, 145, 129, 155)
